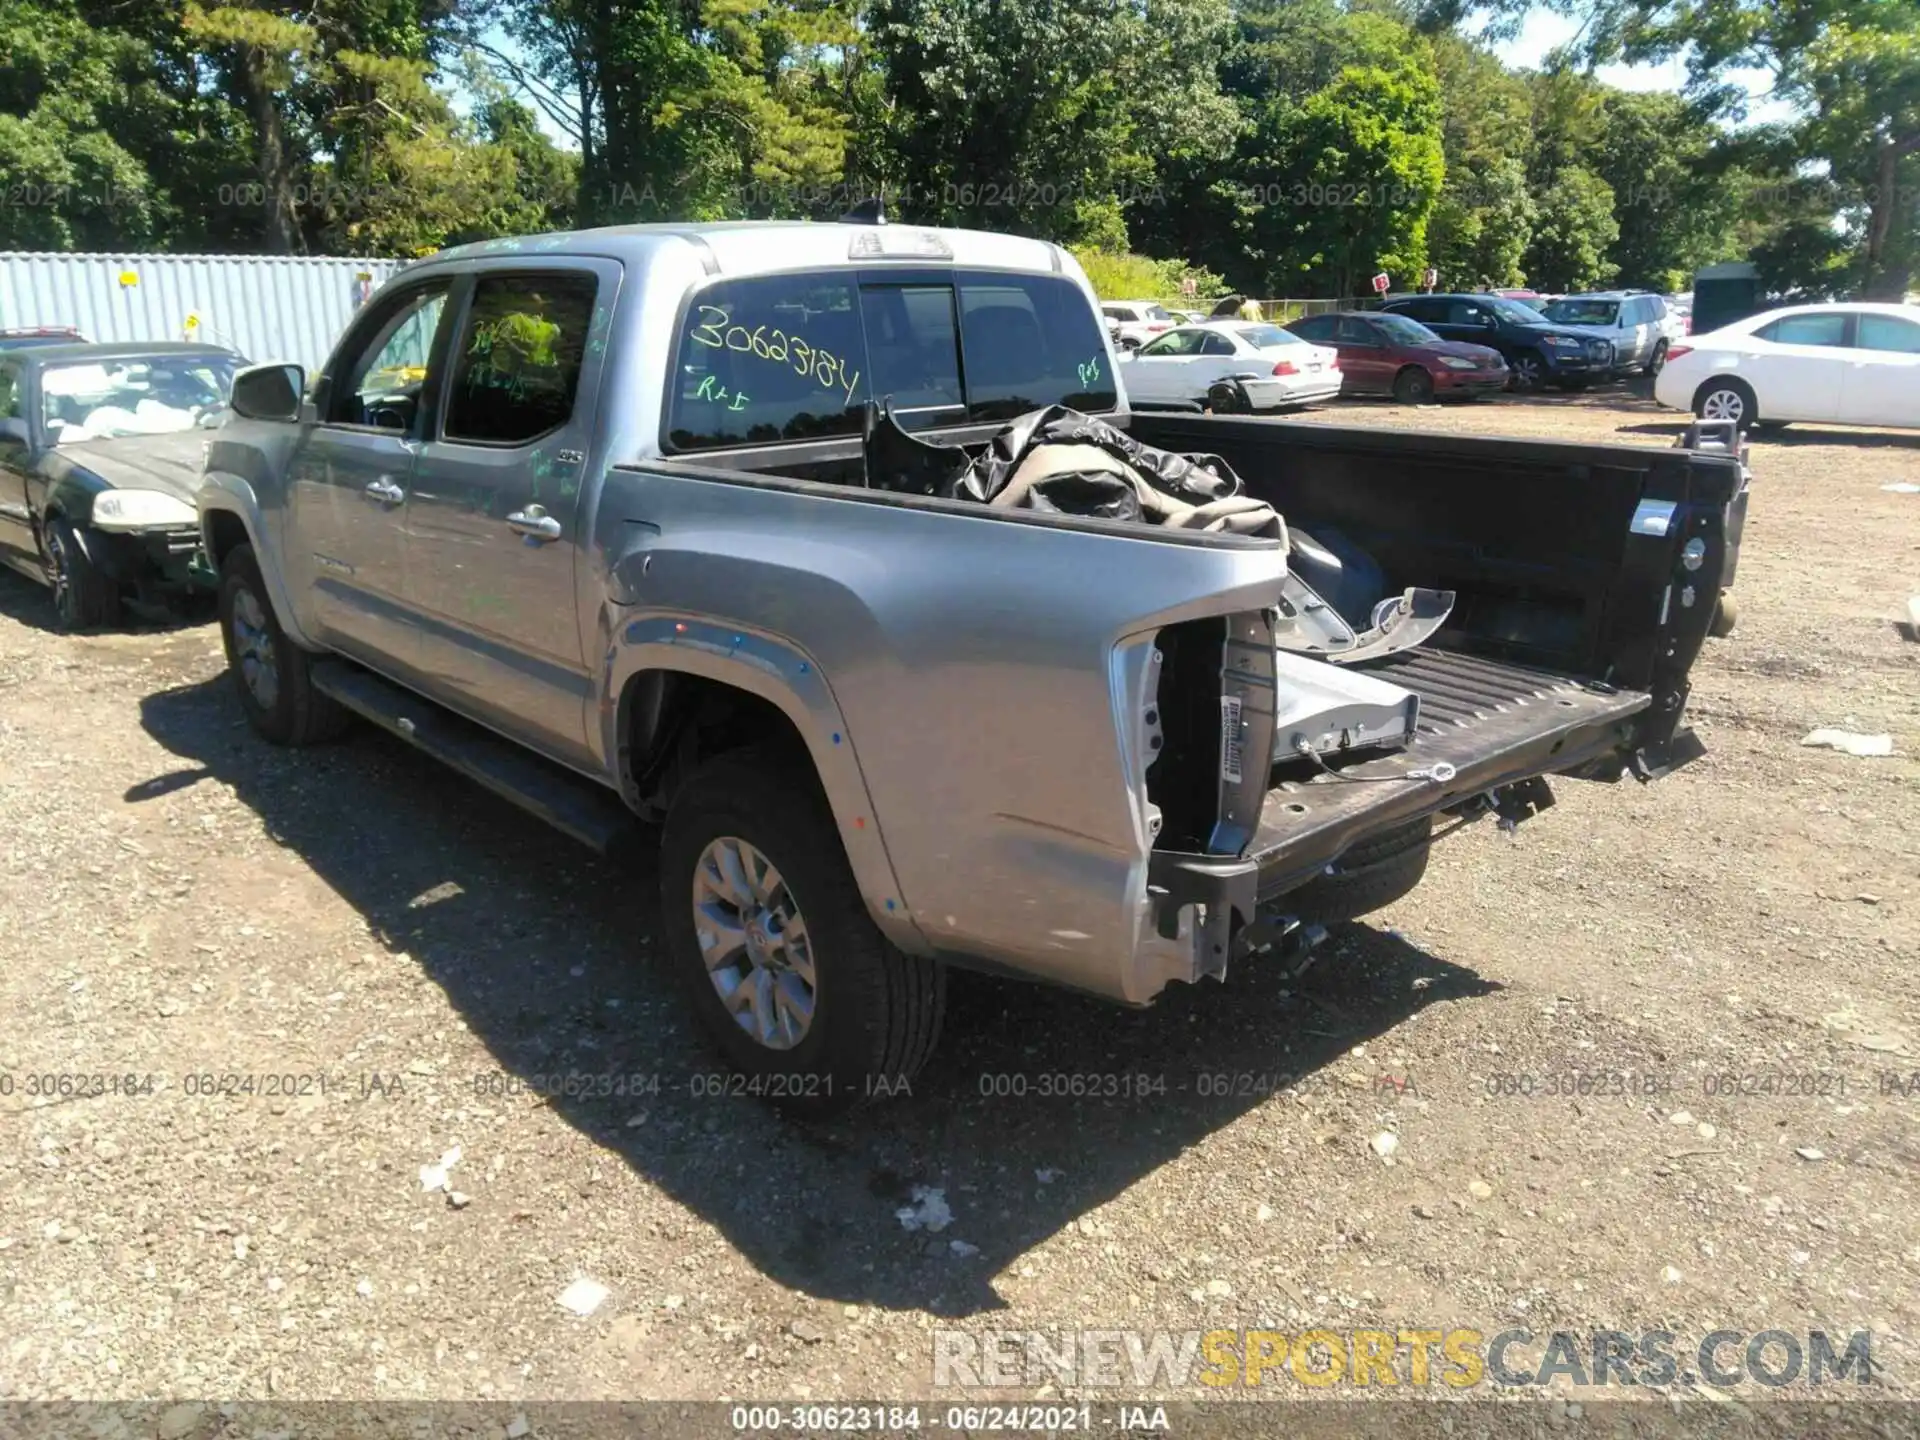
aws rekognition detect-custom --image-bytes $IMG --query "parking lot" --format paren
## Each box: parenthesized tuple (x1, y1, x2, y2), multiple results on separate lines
(2, 383, 1917, 1409)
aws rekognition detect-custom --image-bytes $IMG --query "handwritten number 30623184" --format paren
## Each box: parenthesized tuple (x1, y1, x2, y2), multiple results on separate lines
(690, 306, 862, 406)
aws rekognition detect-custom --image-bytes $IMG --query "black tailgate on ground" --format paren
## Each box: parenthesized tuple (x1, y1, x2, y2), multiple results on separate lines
(1247, 647, 1650, 899)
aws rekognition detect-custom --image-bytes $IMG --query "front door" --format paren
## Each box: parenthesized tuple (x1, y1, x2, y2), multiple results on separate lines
(287, 278, 455, 668)
(1335, 317, 1394, 392)
(1746, 311, 1847, 422)
(404, 263, 612, 765)
(1839, 310, 1920, 427)
(0, 359, 36, 569)
(1126, 329, 1208, 403)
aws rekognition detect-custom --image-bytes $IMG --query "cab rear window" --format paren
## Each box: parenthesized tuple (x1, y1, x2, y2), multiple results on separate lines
(667, 269, 1117, 451)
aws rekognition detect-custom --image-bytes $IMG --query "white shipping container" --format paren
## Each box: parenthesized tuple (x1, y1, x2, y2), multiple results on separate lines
(0, 251, 410, 371)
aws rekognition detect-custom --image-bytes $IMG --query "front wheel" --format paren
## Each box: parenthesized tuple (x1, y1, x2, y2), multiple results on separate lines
(43, 516, 121, 631)
(659, 747, 946, 1116)
(1508, 351, 1546, 392)
(1392, 366, 1435, 404)
(217, 542, 350, 746)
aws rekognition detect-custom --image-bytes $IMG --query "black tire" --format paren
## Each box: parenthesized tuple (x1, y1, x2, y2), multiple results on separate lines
(217, 542, 350, 746)
(1644, 339, 1669, 376)
(1206, 378, 1252, 414)
(1286, 818, 1432, 925)
(43, 515, 121, 631)
(1692, 376, 1757, 430)
(1508, 351, 1546, 392)
(659, 746, 946, 1116)
(1752, 420, 1790, 435)
(1392, 366, 1435, 404)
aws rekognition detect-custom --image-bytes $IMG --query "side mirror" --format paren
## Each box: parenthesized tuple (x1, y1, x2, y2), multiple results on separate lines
(0, 417, 26, 444)
(229, 362, 306, 423)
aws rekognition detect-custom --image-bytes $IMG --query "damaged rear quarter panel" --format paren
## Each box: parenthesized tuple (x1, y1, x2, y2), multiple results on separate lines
(597, 461, 1289, 1001)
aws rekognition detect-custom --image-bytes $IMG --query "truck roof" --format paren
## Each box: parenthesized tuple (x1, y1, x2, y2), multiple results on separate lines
(429, 220, 1070, 280)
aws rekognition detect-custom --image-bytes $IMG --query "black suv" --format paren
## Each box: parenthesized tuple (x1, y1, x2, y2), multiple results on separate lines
(1379, 293, 1618, 391)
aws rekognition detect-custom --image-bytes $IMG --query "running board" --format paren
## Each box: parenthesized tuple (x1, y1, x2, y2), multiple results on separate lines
(309, 660, 638, 855)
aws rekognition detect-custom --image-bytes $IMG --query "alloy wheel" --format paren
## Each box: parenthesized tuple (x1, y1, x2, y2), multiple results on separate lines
(1512, 355, 1543, 391)
(229, 585, 280, 711)
(692, 836, 817, 1050)
(44, 528, 71, 618)
(1701, 388, 1746, 423)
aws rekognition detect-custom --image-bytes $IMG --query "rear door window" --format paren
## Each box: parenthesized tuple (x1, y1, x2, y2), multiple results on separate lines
(1855, 313, 1920, 353)
(668, 274, 868, 450)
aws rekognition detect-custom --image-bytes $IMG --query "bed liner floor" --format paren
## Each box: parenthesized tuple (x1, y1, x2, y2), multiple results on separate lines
(1249, 646, 1651, 899)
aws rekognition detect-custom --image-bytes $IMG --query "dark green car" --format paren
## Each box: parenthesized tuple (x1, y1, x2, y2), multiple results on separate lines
(0, 341, 242, 628)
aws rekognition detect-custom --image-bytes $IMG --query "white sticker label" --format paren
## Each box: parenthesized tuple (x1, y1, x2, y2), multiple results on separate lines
(1219, 695, 1244, 784)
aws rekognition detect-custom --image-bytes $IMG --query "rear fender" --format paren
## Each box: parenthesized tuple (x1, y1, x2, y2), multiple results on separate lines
(600, 615, 926, 957)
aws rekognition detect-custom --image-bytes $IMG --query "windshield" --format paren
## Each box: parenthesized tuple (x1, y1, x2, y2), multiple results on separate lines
(42, 355, 237, 443)
(1542, 298, 1620, 326)
(1372, 314, 1440, 344)
(1235, 324, 1299, 348)
(1484, 297, 1547, 325)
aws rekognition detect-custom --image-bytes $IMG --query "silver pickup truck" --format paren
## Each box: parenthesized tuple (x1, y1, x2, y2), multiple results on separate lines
(199, 221, 1745, 1112)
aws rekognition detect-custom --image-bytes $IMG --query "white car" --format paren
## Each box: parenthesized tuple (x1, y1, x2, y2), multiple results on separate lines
(1100, 300, 1179, 349)
(1654, 302, 1920, 430)
(1120, 321, 1342, 412)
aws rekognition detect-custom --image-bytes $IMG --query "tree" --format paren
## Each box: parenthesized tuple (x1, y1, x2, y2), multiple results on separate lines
(1425, 33, 1536, 287)
(1575, 0, 1920, 296)
(0, 0, 171, 249)
(1524, 165, 1618, 289)
(1589, 90, 1746, 290)
(1241, 19, 1446, 295)
(865, 0, 1237, 247)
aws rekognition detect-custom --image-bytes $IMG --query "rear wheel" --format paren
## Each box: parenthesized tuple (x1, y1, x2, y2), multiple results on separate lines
(659, 746, 946, 1116)
(1644, 339, 1669, 376)
(217, 543, 349, 746)
(1206, 378, 1252, 414)
(1693, 377, 1757, 429)
(1391, 366, 1435, 404)
(43, 516, 121, 631)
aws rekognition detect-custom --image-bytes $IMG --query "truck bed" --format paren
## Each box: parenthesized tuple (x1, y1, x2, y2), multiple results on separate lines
(1247, 647, 1651, 899)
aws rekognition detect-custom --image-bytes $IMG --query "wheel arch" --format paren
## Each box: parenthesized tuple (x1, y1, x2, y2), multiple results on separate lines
(604, 619, 926, 956)
(198, 475, 318, 648)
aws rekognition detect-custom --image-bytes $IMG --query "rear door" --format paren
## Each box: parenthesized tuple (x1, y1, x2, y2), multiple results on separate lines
(1838, 311, 1920, 427)
(1747, 311, 1848, 421)
(403, 262, 612, 764)
(287, 275, 456, 666)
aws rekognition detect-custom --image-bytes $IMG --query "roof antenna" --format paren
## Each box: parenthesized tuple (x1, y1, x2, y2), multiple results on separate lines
(841, 196, 887, 225)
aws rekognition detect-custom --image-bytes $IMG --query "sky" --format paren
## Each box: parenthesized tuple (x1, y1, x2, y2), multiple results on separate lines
(1491, 9, 1799, 127)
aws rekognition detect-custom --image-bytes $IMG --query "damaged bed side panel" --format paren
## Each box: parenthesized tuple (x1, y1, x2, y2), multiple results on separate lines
(606, 460, 1290, 1003)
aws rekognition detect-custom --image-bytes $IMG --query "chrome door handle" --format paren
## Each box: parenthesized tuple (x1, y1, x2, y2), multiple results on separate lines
(507, 505, 563, 542)
(365, 476, 405, 506)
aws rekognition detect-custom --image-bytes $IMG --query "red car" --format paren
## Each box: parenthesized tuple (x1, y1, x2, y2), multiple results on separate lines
(1285, 310, 1509, 402)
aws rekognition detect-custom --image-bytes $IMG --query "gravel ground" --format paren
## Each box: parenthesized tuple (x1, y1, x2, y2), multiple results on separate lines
(2, 385, 1917, 1417)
